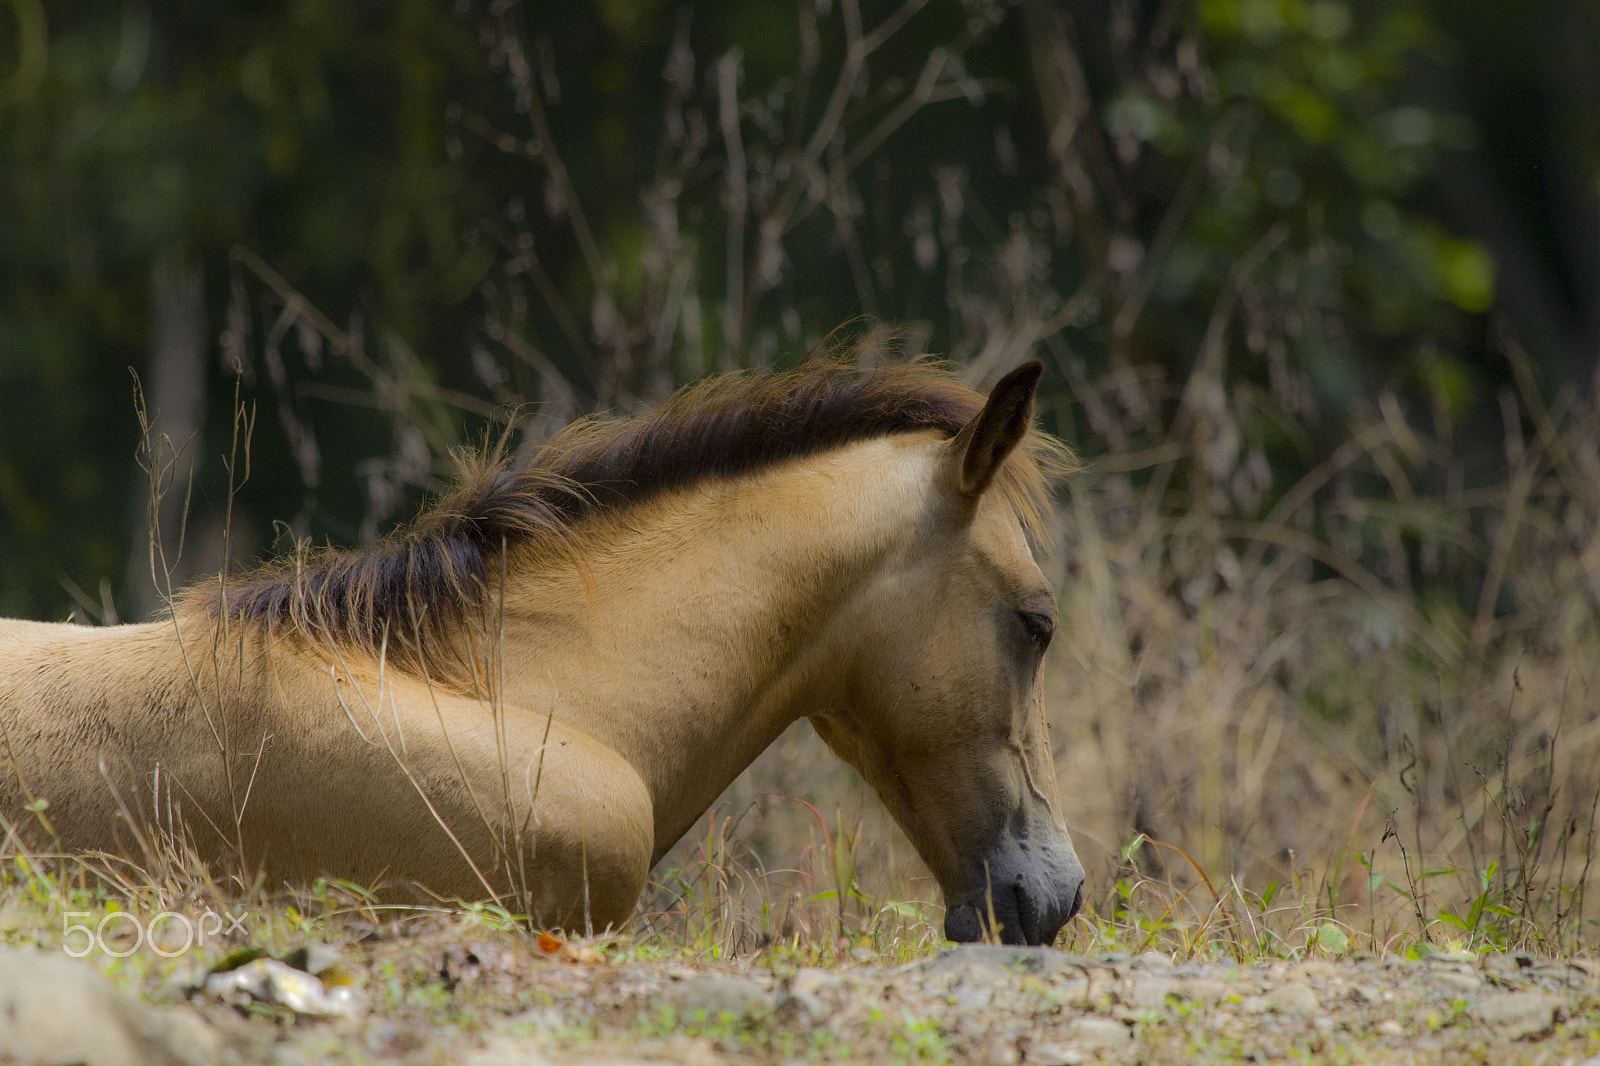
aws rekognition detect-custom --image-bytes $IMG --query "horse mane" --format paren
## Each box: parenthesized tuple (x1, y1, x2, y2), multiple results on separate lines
(190, 353, 1075, 682)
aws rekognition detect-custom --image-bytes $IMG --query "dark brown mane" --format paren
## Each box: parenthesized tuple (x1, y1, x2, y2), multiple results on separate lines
(193, 355, 1073, 681)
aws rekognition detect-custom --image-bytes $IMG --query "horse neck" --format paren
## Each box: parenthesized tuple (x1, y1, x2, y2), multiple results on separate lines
(493, 433, 942, 858)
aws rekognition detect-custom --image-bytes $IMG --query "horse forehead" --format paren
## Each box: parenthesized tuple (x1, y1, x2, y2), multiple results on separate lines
(967, 492, 1045, 582)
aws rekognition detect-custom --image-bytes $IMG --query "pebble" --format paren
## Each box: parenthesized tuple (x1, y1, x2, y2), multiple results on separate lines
(1070, 1016, 1131, 1048)
(953, 983, 994, 1010)
(790, 967, 839, 997)
(773, 990, 832, 1028)
(1025, 1041, 1082, 1065)
(1124, 975, 1175, 1010)
(1173, 978, 1227, 1003)
(663, 975, 771, 1019)
(1469, 991, 1562, 1039)
(1376, 1018, 1404, 1037)
(1238, 994, 1271, 1015)
(974, 1034, 1021, 1065)
(1432, 971, 1481, 994)
(1268, 982, 1319, 1015)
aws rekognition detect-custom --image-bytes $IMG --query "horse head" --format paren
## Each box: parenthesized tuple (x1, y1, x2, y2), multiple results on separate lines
(809, 362, 1084, 946)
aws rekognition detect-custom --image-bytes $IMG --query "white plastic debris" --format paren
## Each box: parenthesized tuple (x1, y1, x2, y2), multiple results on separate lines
(204, 957, 365, 1019)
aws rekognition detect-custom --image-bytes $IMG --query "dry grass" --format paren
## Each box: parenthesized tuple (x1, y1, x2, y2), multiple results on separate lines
(651, 343, 1600, 963)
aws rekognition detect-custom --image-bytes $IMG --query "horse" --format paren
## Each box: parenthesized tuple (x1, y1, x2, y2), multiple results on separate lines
(0, 355, 1085, 945)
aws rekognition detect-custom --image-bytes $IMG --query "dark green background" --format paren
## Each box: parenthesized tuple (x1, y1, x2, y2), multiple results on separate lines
(2, 0, 1595, 620)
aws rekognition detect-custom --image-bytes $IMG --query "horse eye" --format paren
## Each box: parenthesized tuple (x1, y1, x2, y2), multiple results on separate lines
(1017, 610, 1055, 650)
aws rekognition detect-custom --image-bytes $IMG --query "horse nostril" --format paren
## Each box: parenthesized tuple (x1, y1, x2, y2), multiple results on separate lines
(1066, 881, 1084, 922)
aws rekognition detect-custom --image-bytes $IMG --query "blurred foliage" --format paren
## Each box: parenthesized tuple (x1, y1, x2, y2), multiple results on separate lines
(0, 0, 1595, 619)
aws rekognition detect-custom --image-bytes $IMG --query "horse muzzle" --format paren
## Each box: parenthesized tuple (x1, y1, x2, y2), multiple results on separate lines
(943, 838, 1085, 946)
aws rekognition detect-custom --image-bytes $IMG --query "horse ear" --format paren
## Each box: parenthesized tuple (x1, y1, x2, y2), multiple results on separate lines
(950, 360, 1042, 497)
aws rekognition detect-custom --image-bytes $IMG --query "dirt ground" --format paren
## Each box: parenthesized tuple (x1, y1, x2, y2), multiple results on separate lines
(80, 928, 1596, 1065)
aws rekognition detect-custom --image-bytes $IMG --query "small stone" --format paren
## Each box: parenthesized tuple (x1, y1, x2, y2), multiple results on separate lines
(1238, 994, 1271, 1015)
(1567, 957, 1599, 979)
(1133, 951, 1175, 971)
(1243, 1040, 1287, 1061)
(1432, 971, 1480, 994)
(1025, 1041, 1082, 1066)
(773, 991, 831, 1028)
(272, 1046, 318, 1066)
(974, 1034, 1020, 1066)
(658, 1034, 721, 1066)
(664, 975, 771, 1019)
(1125, 975, 1175, 1010)
(1172, 979, 1227, 1004)
(1375, 1018, 1403, 1037)
(1269, 982, 1319, 1015)
(1346, 985, 1380, 1005)
(953, 983, 994, 1010)
(1469, 992, 1561, 1039)
(790, 967, 839, 998)
(1412, 1006, 1444, 1030)
(1071, 1016, 1131, 1049)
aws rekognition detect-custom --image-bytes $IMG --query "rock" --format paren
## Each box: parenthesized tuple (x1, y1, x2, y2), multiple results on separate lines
(1172, 978, 1227, 1004)
(1269, 982, 1319, 1015)
(1025, 1041, 1083, 1065)
(1133, 951, 1175, 971)
(271, 1047, 318, 1066)
(952, 983, 994, 1010)
(1070, 1016, 1131, 1049)
(1469, 992, 1561, 1039)
(1375, 1018, 1403, 1037)
(1292, 960, 1336, 980)
(663, 975, 771, 1019)
(1432, 971, 1481, 994)
(1125, 975, 1175, 1010)
(773, 990, 832, 1028)
(1238, 994, 1271, 1015)
(790, 967, 840, 997)
(970, 1034, 1020, 1065)
(0, 947, 217, 1066)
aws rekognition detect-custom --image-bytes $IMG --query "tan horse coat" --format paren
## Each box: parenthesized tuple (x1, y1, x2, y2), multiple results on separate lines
(0, 359, 1084, 943)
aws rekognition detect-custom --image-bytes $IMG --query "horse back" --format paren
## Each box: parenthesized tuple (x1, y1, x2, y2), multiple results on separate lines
(0, 617, 236, 853)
